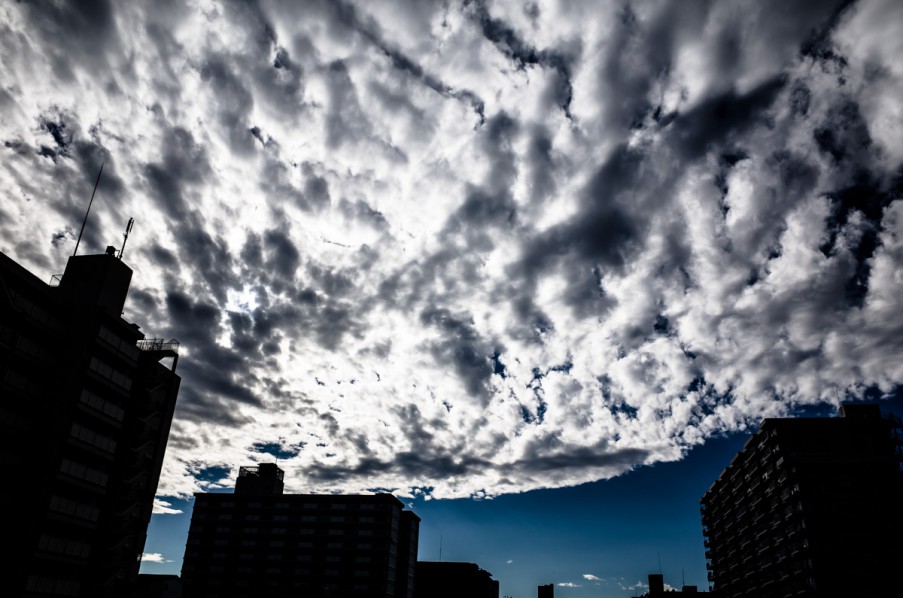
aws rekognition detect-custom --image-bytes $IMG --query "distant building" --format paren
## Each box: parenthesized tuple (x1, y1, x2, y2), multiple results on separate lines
(0, 248, 181, 597)
(636, 573, 705, 596)
(128, 574, 182, 598)
(700, 403, 903, 597)
(414, 562, 499, 598)
(181, 463, 419, 598)
(538, 583, 554, 598)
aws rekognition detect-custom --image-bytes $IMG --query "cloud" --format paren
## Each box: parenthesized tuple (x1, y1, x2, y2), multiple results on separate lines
(1, 0, 901, 501)
(583, 574, 602, 581)
(558, 582, 581, 587)
(141, 553, 172, 564)
(152, 499, 183, 515)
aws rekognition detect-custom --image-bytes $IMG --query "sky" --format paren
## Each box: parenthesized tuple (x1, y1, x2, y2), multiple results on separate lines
(1, 0, 902, 595)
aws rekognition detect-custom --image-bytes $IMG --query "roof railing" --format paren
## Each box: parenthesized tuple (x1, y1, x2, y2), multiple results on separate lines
(136, 338, 179, 353)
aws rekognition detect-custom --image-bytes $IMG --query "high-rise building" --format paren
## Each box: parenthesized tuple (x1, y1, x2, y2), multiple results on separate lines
(700, 403, 903, 597)
(538, 583, 554, 598)
(181, 463, 420, 598)
(0, 248, 182, 597)
(414, 562, 499, 598)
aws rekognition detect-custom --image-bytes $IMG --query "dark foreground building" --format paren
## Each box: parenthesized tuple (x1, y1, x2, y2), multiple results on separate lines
(181, 463, 420, 598)
(0, 248, 181, 597)
(701, 402, 903, 597)
(414, 561, 499, 598)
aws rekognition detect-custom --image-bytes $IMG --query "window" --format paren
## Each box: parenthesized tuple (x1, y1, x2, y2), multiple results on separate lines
(49, 495, 100, 522)
(17, 336, 55, 365)
(59, 459, 109, 487)
(89, 356, 132, 390)
(79, 389, 125, 421)
(97, 326, 140, 361)
(38, 534, 91, 559)
(70, 423, 117, 454)
(25, 575, 80, 597)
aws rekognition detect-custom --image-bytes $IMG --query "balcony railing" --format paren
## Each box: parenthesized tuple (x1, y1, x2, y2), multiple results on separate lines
(137, 338, 179, 353)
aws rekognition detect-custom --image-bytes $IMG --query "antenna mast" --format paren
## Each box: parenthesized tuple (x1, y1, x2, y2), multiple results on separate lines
(118, 217, 134, 260)
(73, 162, 104, 257)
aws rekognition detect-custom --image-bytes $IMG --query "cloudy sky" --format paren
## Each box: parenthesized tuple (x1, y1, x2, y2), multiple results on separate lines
(2, 0, 902, 592)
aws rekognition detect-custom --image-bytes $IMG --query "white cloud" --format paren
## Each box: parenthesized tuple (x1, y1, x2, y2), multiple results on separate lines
(152, 499, 183, 515)
(141, 553, 172, 564)
(583, 574, 602, 581)
(558, 582, 581, 588)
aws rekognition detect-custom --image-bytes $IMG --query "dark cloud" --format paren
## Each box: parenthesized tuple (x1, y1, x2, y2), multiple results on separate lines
(512, 444, 650, 474)
(338, 198, 388, 232)
(519, 144, 643, 283)
(306, 449, 492, 484)
(323, 60, 372, 148)
(263, 228, 301, 281)
(666, 76, 787, 161)
(419, 307, 495, 402)
(143, 126, 210, 216)
(164, 290, 264, 420)
(821, 171, 900, 308)
(19, 0, 120, 80)
(250, 440, 303, 460)
(813, 99, 873, 166)
(465, 0, 575, 116)
(325, 0, 486, 125)
(200, 57, 256, 154)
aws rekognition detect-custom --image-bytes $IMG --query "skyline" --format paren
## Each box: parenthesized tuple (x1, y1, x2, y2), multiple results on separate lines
(2, 1, 902, 596)
(140, 395, 903, 596)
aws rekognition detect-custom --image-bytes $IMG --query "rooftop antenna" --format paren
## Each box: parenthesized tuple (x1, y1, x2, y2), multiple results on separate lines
(118, 217, 134, 260)
(73, 162, 104, 257)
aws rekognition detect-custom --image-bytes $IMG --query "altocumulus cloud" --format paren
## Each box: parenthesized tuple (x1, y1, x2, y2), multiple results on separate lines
(1, 0, 902, 501)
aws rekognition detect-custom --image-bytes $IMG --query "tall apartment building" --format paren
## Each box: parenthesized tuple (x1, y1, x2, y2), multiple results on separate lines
(181, 463, 420, 598)
(700, 402, 903, 597)
(0, 248, 181, 597)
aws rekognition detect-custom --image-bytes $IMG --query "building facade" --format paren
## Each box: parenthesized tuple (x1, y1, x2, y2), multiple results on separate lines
(0, 248, 181, 597)
(181, 463, 420, 598)
(700, 403, 903, 597)
(414, 562, 499, 598)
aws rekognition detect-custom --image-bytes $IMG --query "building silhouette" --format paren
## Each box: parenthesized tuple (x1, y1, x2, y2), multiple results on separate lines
(700, 402, 903, 597)
(538, 582, 554, 598)
(636, 573, 704, 596)
(414, 561, 499, 598)
(0, 248, 181, 597)
(181, 463, 419, 598)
